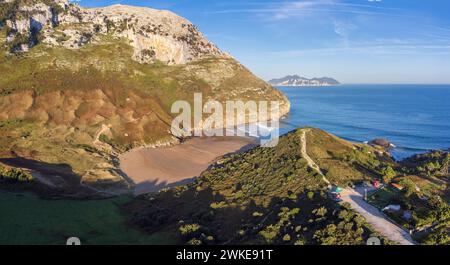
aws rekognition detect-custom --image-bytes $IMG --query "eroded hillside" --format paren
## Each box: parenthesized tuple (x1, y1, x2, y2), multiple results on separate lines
(0, 0, 290, 194)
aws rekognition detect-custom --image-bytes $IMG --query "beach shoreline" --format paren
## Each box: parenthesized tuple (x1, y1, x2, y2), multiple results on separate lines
(119, 136, 258, 195)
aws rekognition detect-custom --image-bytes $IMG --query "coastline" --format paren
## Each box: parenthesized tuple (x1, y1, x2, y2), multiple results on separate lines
(119, 136, 258, 195)
(118, 100, 291, 196)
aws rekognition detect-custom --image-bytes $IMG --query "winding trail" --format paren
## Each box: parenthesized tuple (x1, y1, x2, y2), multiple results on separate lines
(93, 124, 113, 152)
(300, 129, 331, 187)
(300, 129, 415, 245)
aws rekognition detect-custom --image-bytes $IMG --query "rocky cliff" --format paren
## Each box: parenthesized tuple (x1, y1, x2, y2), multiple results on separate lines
(1, 0, 223, 63)
(0, 0, 290, 195)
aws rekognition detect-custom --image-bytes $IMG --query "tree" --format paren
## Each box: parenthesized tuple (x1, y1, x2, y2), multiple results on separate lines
(399, 179, 416, 197)
(381, 166, 396, 184)
(423, 227, 450, 245)
(179, 223, 201, 239)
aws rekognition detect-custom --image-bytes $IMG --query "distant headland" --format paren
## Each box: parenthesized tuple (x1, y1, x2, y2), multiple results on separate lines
(269, 75, 340, 86)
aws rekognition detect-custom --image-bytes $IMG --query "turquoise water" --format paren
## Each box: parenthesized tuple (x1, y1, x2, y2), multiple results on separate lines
(278, 85, 450, 160)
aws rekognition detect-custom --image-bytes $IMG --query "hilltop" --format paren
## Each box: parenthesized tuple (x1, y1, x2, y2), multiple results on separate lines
(269, 75, 340, 87)
(128, 128, 449, 245)
(0, 0, 290, 195)
(128, 128, 395, 244)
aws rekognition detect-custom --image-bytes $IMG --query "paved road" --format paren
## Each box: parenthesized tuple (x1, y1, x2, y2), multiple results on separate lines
(340, 187, 415, 245)
(300, 129, 415, 245)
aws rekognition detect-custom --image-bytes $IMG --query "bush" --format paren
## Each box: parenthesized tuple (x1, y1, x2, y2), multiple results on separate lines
(210, 201, 227, 209)
(399, 178, 416, 197)
(187, 238, 202, 245)
(381, 166, 396, 184)
(0, 167, 33, 182)
(0, 1, 19, 25)
(282, 234, 291, 242)
(179, 223, 201, 238)
(422, 227, 450, 245)
(7, 32, 29, 52)
(259, 225, 279, 244)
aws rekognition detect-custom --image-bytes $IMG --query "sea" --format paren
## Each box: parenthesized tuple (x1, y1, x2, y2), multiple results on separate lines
(277, 84, 450, 160)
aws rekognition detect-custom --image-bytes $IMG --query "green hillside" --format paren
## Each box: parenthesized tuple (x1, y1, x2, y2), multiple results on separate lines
(128, 128, 394, 245)
(0, 2, 289, 193)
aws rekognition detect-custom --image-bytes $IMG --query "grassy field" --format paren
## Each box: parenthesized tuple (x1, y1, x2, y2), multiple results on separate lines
(367, 187, 400, 209)
(0, 191, 177, 245)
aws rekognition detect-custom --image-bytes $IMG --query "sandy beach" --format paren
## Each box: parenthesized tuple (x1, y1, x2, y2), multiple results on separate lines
(120, 137, 257, 195)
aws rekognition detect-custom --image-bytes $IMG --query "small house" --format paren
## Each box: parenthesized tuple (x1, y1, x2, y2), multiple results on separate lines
(391, 183, 404, 191)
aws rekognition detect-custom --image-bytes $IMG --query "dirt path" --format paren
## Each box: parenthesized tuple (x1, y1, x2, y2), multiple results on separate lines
(300, 129, 415, 245)
(93, 124, 112, 151)
(300, 129, 331, 187)
(340, 188, 415, 245)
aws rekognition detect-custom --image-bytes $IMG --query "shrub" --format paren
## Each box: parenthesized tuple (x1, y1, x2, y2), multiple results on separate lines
(0, 167, 33, 182)
(282, 234, 291, 242)
(259, 225, 279, 244)
(210, 201, 227, 209)
(7, 32, 30, 52)
(381, 166, 396, 183)
(56, 33, 70, 43)
(0, 1, 19, 25)
(399, 178, 416, 197)
(187, 238, 202, 245)
(179, 223, 201, 238)
(252, 211, 263, 217)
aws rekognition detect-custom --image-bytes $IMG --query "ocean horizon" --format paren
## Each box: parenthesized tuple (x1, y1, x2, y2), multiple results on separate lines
(278, 84, 450, 160)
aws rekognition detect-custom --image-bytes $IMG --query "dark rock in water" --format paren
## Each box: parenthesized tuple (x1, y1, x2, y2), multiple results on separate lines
(369, 138, 393, 148)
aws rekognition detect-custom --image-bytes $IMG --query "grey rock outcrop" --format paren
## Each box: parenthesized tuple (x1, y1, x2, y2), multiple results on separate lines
(2, 0, 224, 64)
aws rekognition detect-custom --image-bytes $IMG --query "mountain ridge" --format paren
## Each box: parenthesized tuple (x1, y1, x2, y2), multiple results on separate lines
(269, 75, 340, 87)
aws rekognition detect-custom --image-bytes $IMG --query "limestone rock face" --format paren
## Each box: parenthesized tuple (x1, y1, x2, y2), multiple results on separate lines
(0, 0, 291, 195)
(3, 0, 224, 63)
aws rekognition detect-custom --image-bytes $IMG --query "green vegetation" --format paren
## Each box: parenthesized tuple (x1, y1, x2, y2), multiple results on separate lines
(0, 28, 286, 192)
(127, 129, 448, 245)
(0, 192, 177, 245)
(0, 165, 33, 182)
(0, 1, 19, 25)
(0, 0, 63, 25)
(367, 187, 399, 209)
(367, 149, 450, 245)
(99, 134, 133, 153)
(381, 166, 397, 184)
(128, 129, 391, 245)
(6, 32, 29, 52)
(368, 186, 449, 245)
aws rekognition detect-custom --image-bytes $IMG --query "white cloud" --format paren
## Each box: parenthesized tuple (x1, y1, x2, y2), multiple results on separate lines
(333, 20, 357, 46)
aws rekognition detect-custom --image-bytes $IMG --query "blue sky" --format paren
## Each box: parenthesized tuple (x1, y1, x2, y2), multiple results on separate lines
(75, 0, 450, 84)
